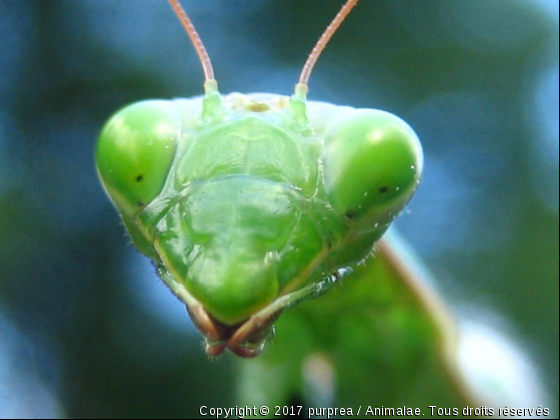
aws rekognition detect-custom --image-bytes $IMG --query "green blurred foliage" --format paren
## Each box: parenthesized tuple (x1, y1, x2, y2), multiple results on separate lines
(0, 0, 557, 418)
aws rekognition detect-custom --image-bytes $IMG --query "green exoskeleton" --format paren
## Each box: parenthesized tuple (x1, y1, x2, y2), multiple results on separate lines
(96, 0, 422, 357)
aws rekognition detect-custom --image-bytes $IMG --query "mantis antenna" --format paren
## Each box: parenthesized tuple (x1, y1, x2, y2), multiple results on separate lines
(167, 0, 215, 83)
(299, 0, 361, 87)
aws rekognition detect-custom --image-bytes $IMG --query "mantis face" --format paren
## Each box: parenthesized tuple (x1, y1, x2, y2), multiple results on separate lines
(96, 92, 422, 357)
(95, 0, 422, 357)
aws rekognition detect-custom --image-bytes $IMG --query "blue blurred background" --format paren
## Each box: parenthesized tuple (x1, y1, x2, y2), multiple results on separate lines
(0, 0, 558, 417)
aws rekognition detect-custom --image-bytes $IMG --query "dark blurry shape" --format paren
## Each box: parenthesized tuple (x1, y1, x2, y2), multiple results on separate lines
(0, 1, 36, 104)
(26, 108, 109, 233)
(530, 61, 559, 213)
(0, 111, 24, 197)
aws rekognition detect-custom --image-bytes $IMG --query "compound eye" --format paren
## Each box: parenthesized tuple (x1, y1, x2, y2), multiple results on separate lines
(96, 100, 179, 217)
(323, 109, 423, 225)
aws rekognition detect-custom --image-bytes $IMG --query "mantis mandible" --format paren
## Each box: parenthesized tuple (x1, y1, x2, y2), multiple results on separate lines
(95, 0, 422, 358)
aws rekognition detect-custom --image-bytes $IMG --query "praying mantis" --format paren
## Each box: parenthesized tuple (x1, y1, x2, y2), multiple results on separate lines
(95, 0, 539, 415)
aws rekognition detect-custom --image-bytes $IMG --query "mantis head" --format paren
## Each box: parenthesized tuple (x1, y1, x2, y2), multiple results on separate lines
(95, 0, 422, 357)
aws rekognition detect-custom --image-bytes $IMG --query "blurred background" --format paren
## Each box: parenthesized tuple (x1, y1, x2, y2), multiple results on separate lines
(0, 0, 558, 418)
